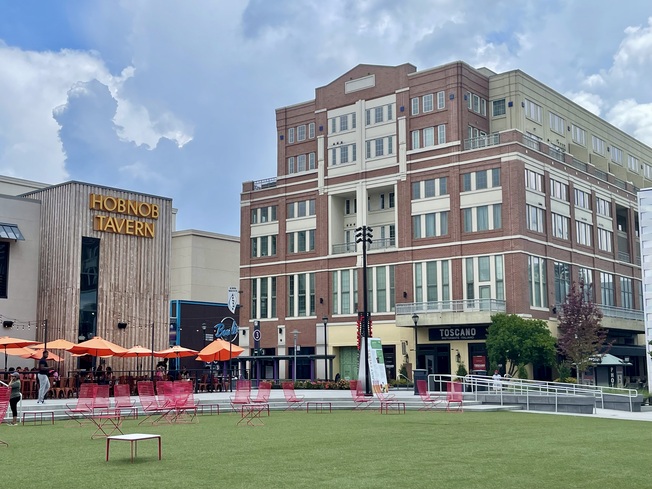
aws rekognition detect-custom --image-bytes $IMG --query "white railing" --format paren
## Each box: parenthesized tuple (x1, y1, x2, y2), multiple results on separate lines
(395, 299, 506, 315)
(426, 374, 639, 413)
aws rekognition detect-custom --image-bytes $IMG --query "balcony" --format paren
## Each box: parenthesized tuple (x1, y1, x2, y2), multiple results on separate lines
(600, 305, 643, 322)
(548, 146, 565, 162)
(522, 134, 540, 151)
(253, 177, 277, 190)
(395, 299, 506, 328)
(332, 242, 356, 254)
(369, 237, 396, 251)
(463, 133, 500, 151)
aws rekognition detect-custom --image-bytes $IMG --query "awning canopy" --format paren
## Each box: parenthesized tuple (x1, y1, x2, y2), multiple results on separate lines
(0, 223, 24, 240)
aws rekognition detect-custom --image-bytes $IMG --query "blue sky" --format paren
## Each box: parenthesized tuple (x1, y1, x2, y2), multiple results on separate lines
(1, 1, 652, 236)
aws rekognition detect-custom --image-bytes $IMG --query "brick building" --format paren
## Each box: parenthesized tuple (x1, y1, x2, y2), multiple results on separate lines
(240, 61, 650, 383)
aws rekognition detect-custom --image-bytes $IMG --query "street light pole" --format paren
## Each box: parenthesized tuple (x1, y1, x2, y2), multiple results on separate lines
(292, 329, 300, 383)
(322, 316, 329, 381)
(412, 313, 419, 368)
(356, 225, 373, 396)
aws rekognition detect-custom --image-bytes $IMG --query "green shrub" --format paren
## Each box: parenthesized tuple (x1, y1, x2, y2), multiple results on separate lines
(517, 366, 528, 379)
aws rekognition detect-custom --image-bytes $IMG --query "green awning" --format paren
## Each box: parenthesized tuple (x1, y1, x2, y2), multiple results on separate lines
(0, 223, 24, 240)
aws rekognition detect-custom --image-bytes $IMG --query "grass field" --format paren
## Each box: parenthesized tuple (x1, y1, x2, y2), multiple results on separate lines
(1, 410, 648, 489)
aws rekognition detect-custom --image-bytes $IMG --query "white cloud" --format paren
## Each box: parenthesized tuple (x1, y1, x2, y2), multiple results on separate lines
(607, 99, 652, 147)
(565, 91, 604, 117)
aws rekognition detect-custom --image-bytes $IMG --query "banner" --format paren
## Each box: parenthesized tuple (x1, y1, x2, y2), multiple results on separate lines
(368, 338, 389, 393)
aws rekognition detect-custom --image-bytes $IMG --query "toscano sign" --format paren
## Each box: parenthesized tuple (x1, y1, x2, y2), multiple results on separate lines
(90, 193, 159, 238)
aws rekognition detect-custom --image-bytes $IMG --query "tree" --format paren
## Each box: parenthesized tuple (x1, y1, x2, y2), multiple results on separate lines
(557, 281, 608, 383)
(486, 313, 557, 377)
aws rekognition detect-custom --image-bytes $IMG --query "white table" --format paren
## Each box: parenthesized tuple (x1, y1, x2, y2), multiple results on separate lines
(106, 433, 162, 462)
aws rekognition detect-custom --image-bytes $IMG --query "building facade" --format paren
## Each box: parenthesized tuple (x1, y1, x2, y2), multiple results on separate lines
(240, 61, 650, 383)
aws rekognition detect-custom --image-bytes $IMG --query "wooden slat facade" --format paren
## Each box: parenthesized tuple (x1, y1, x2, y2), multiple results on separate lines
(27, 182, 172, 370)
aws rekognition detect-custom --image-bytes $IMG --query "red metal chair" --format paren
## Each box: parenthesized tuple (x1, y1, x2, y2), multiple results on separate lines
(93, 384, 111, 415)
(282, 382, 305, 411)
(137, 381, 173, 425)
(372, 383, 397, 412)
(349, 380, 373, 410)
(65, 383, 97, 424)
(113, 383, 138, 419)
(0, 386, 10, 446)
(446, 381, 464, 412)
(417, 379, 443, 410)
(230, 380, 251, 412)
(168, 381, 198, 423)
(250, 381, 272, 415)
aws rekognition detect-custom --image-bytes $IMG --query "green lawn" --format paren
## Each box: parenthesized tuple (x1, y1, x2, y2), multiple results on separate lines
(2, 410, 647, 489)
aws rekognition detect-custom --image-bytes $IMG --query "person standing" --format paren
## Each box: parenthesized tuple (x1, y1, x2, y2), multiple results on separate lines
(492, 369, 502, 391)
(37, 350, 51, 404)
(8, 371, 21, 425)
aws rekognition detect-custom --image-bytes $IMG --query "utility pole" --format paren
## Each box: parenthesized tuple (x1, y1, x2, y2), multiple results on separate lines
(355, 225, 373, 396)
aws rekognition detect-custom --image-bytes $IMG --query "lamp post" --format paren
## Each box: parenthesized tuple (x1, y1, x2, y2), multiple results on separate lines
(292, 329, 300, 383)
(201, 322, 207, 348)
(356, 225, 373, 396)
(322, 316, 329, 381)
(412, 313, 419, 368)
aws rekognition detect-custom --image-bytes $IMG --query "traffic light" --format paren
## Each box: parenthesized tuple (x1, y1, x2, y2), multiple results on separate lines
(355, 226, 373, 247)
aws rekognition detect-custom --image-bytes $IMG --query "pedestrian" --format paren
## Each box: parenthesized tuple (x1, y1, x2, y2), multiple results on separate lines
(492, 369, 502, 391)
(8, 371, 21, 425)
(37, 350, 51, 403)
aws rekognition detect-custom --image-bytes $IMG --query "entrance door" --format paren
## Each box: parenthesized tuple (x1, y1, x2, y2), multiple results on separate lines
(339, 347, 359, 381)
(423, 345, 451, 391)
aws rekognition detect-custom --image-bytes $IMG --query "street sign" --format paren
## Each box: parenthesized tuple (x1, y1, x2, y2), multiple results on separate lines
(227, 286, 238, 314)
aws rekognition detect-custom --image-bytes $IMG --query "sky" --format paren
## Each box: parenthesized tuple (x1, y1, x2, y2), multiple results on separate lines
(1, 0, 652, 237)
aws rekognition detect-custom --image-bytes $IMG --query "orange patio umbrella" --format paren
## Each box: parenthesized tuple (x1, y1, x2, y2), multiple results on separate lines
(33, 338, 76, 351)
(0, 336, 40, 370)
(196, 339, 244, 362)
(154, 345, 198, 359)
(67, 336, 128, 357)
(23, 349, 63, 362)
(115, 345, 154, 358)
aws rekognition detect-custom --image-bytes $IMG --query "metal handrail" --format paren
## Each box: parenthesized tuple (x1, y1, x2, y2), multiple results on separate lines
(426, 374, 639, 412)
(395, 299, 506, 315)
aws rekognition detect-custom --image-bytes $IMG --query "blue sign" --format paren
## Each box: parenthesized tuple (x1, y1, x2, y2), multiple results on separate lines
(214, 318, 238, 342)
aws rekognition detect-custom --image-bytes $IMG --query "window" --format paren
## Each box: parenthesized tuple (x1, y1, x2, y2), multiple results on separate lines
(341, 145, 349, 164)
(554, 262, 571, 305)
(288, 127, 295, 143)
(287, 203, 295, 219)
(250, 277, 276, 319)
(309, 152, 316, 169)
(549, 112, 565, 134)
(526, 205, 545, 233)
(628, 154, 639, 172)
(366, 265, 395, 313)
(572, 125, 586, 146)
(578, 267, 593, 300)
(645, 163, 652, 179)
(621, 277, 633, 309)
(251, 235, 277, 258)
(297, 125, 306, 141)
(481, 98, 487, 116)
(592, 135, 605, 155)
(525, 169, 544, 192)
(612, 146, 623, 165)
(332, 269, 357, 315)
(552, 213, 569, 240)
(492, 168, 501, 187)
(308, 122, 315, 139)
(524, 99, 542, 123)
(374, 107, 383, 124)
(466, 91, 472, 109)
(414, 260, 450, 303)
(411, 97, 419, 115)
(297, 154, 306, 172)
(387, 104, 393, 121)
(437, 125, 446, 144)
(600, 272, 614, 306)
(437, 91, 445, 109)
(574, 188, 591, 210)
(477, 206, 489, 231)
(462, 205, 502, 232)
(492, 99, 506, 117)
(287, 230, 315, 253)
(424, 179, 436, 198)
(550, 179, 569, 201)
(288, 272, 315, 317)
(345, 198, 356, 215)
(596, 197, 611, 217)
(375, 138, 383, 157)
(411, 130, 420, 150)
(598, 228, 613, 252)
(340, 115, 348, 132)
(423, 127, 434, 147)
(476, 170, 487, 190)
(423, 94, 433, 112)
(0, 242, 8, 298)
(528, 255, 548, 307)
(413, 211, 449, 238)
(576, 221, 593, 247)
